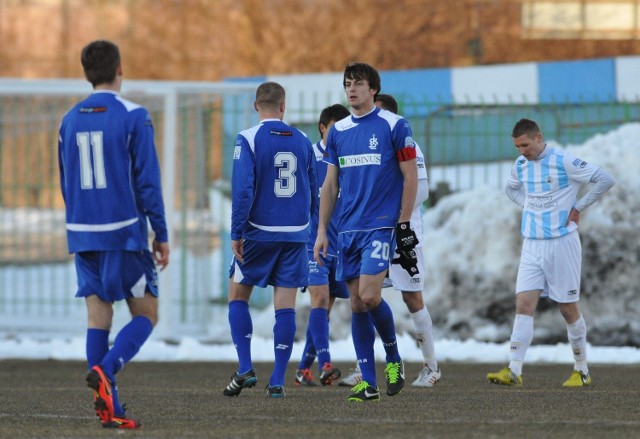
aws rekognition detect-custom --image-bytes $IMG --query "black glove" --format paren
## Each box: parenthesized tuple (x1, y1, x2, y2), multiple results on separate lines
(395, 221, 418, 251)
(392, 248, 420, 277)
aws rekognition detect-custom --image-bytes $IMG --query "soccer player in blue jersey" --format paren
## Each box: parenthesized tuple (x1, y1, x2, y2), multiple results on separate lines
(294, 104, 351, 387)
(58, 40, 169, 429)
(487, 118, 615, 388)
(314, 63, 420, 402)
(340, 94, 441, 389)
(223, 82, 317, 399)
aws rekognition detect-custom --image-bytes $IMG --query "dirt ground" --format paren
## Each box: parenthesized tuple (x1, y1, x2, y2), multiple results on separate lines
(0, 360, 638, 438)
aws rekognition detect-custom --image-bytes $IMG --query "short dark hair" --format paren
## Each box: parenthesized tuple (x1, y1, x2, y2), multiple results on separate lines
(255, 81, 285, 109)
(317, 104, 350, 137)
(375, 93, 398, 114)
(81, 40, 120, 87)
(511, 118, 540, 138)
(343, 63, 381, 99)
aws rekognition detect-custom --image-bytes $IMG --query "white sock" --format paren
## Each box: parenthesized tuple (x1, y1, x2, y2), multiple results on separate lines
(567, 314, 588, 375)
(411, 306, 438, 371)
(508, 314, 534, 376)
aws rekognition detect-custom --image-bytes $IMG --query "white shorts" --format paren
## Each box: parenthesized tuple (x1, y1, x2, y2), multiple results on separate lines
(388, 179, 428, 292)
(388, 245, 425, 292)
(515, 232, 582, 303)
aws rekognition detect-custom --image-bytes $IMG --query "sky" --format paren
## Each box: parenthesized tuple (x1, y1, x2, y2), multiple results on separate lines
(2, 123, 640, 366)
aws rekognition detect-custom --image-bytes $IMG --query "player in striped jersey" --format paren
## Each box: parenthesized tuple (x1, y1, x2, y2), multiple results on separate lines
(223, 82, 317, 399)
(314, 63, 419, 402)
(295, 104, 351, 387)
(58, 40, 169, 429)
(487, 118, 615, 388)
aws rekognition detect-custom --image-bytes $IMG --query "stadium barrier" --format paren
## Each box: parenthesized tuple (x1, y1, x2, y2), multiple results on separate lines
(1, 78, 639, 339)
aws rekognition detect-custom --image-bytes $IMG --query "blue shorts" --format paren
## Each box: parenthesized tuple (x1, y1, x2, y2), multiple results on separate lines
(307, 252, 349, 299)
(337, 229, 394, 281)
(232, 240, 308, 288)
(75, 250, 158, 303)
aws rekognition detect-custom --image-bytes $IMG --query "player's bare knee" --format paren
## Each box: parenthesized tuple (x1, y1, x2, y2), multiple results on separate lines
(360, 295, 381, 311)
(558, 302, 580, 324)
(401, 291, 423, 312)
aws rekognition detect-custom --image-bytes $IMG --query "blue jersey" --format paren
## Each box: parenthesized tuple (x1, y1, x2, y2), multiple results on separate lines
(325, 107, 414, 232)
(58, 91, 167, 253)
(231, 119, 316, 243)
(308, 140, 340, 256)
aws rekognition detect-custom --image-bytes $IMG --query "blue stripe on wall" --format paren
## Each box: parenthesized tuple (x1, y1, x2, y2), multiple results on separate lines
(538, 59, 616, 103)
(380, 68, 452, 117)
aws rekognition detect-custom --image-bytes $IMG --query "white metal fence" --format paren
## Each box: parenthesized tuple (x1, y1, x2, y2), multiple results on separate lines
(0, 79, 259, 339)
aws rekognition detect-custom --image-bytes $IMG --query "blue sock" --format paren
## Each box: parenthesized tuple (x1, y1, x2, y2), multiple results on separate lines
(100, 316, 153, 381)
(298, 325, 316, 370)
(86, 328, 124, 415)
(228, 300, 253, 373)
(370, 299, 401, 363)
(111, 383, 125, 417)
(309, 307, 330, 369)
(352, 311, 376, 387)
(86, 328, 109, 368)
(270, 308, 296, 387)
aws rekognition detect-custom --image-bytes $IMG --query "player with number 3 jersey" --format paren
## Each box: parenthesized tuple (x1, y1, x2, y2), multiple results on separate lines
(224, 82, 317, 399)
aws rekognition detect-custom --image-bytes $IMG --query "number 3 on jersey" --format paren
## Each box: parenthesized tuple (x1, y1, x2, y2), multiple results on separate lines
(76, 131, 106, 190)
(274, 152, 297, 197)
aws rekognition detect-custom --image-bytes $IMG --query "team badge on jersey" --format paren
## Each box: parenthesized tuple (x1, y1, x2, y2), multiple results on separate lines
(404, 136, 415, 148)
(572, 158, 587, 168)
(233, 145, 241, 160)
(368, 134, 378, 150)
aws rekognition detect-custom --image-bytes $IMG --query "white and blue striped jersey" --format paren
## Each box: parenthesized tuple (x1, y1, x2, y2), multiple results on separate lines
(58, 91, 167, 253)
(308, 140, 340, 256)
(506, 146, 599, 239)
(231, 119, 316, 243)
(325, 107, 415, 232)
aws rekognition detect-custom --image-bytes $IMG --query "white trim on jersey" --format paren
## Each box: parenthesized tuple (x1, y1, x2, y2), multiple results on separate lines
(249, 221, 309, 233)
(66, 217, 139, 232)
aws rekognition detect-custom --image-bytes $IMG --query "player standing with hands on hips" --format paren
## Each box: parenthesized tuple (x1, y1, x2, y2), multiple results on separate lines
(223, 82, 317, 399)
(314, 63, 420, 402)
(487, 118, 615, 388)
(58, 40, 169, 429)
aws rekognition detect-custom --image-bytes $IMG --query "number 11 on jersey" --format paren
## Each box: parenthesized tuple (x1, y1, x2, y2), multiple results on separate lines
(76, 131, 107, 190)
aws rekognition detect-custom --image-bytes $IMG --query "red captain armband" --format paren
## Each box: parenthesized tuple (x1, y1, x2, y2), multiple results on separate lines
(397, 146, 417, 162)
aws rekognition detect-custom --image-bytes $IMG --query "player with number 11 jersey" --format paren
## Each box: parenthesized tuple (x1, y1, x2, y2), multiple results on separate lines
(58, 90, 167, 252)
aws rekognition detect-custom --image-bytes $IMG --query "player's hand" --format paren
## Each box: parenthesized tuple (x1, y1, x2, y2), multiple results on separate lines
(231, 239, 244, 264)
(566, 208, 581, 226)
(313, 233, 328, 266)
(392, 248, 419, 277)
(395, 221, 419, 252)
(153, 240, 170, 271)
